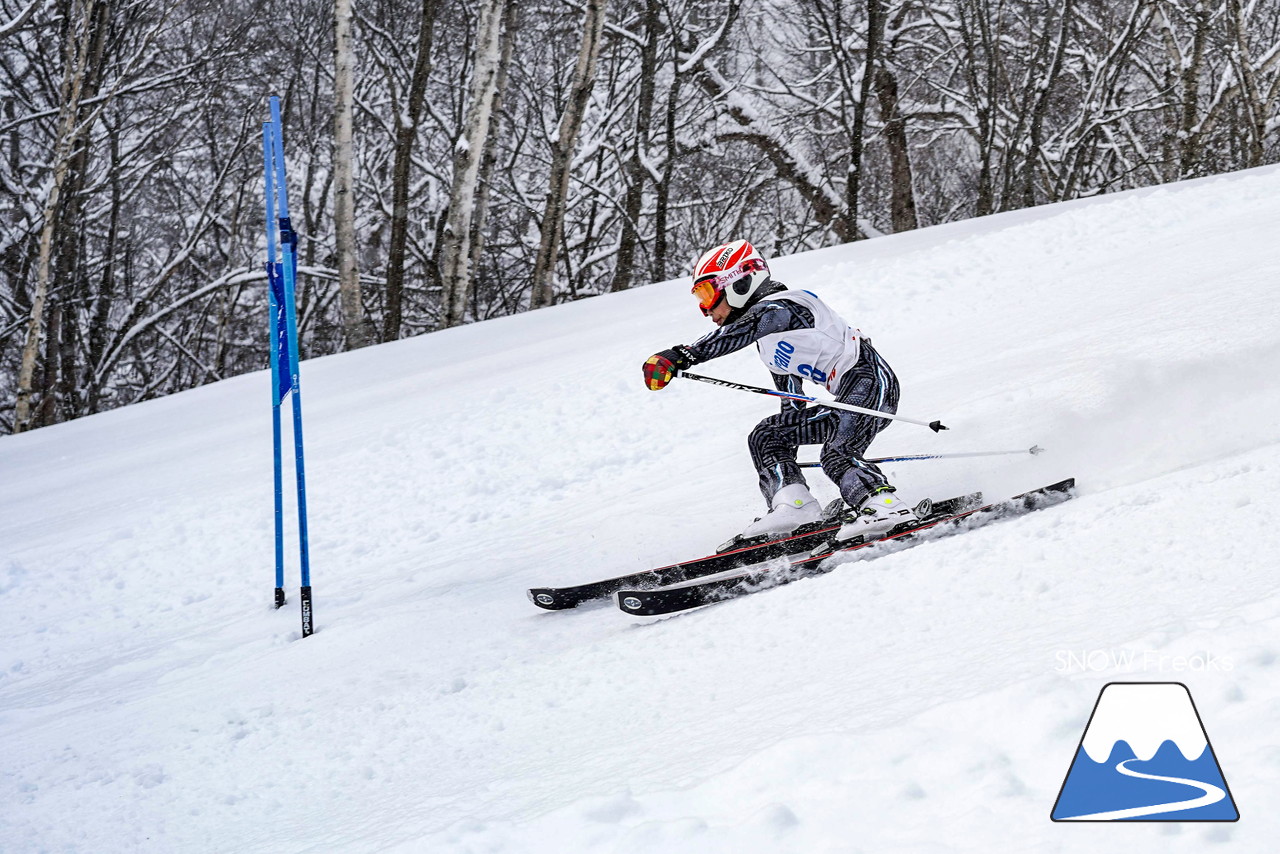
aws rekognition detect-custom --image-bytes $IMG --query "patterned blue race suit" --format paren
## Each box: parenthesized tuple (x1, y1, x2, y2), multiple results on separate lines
(684, 282, 900, 510)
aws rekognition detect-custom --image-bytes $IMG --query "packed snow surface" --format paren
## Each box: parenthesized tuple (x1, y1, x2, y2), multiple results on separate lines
(4, 167, 1280, 853)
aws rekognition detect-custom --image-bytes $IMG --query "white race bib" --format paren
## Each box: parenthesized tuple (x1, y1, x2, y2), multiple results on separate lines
(755, 290, 862, 392)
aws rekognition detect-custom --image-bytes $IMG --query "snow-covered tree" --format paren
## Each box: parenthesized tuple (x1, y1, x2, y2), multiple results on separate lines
(4, 0, 1280, 432)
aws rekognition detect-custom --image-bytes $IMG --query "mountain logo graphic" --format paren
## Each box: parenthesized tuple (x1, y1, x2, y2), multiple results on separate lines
(1051, 682, 1239, 822)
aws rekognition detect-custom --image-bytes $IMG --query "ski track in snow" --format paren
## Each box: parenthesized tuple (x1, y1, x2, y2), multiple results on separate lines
(3, 166, 1280, 852)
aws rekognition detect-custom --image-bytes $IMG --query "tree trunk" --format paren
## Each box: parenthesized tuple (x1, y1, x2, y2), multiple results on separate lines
(528, 0, 608, 310)
(1225, 0, 1266, 168)
(383, 0, 443, 342)
(439, 0, 507, 328)
(14, 0, 100, 433)
(612, 0, 661, 292)
(874, 65, 917, 232)
(88, 120, 123, 414)
(955, 0, 998, 216)
(1019, 0, 1072, 207)
(846, 0, 884, 239)
(468, 1, 520, 286)
(333, 0, 370, 348)
(39, 0, 109, 426)
(653, 41, 683, 281)
(1177, 5, 1210, 177)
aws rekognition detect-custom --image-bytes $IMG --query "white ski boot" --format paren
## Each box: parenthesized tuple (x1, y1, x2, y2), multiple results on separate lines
(739, 483, 823, 540)
(834, 488, 921, 544)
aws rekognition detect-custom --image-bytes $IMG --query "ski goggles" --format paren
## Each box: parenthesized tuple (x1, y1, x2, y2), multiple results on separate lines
(691, 258, 767, 315)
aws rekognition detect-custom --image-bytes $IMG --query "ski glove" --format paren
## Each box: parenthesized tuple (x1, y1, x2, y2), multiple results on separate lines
(643, 346, 695, 390)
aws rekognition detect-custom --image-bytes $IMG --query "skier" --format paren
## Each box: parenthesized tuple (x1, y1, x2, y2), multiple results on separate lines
(643, 239, 919, 545)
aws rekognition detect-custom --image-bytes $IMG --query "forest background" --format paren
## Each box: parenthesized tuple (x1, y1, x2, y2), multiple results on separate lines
(2, 0, 1278, 433)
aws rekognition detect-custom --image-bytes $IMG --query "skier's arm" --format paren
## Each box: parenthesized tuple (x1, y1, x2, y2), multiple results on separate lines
(684, 301, 811, 362)
(642, 301, 812, 391)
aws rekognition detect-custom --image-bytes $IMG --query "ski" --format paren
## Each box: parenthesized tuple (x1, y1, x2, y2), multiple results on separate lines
(614, 478, 1076, 617)
(527, 493, 983, 610)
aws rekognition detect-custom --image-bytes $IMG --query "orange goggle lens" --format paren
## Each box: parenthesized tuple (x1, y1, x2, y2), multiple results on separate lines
(692, 279, 721, 315)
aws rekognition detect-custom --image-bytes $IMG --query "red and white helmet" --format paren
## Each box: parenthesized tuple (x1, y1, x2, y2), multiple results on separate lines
(690, 240, 771, 316)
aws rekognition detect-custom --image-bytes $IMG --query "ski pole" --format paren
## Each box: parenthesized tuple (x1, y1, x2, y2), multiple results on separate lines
(798, 446, 1044, 468)
(680, 371, 949, 432)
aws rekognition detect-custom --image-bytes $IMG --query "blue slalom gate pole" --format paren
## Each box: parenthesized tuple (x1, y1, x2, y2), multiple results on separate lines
(264, 95, 315, 638)
(263, 127, 286, 610)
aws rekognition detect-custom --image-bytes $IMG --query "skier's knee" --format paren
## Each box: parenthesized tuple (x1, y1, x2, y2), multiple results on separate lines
(747, 422, 780, 454)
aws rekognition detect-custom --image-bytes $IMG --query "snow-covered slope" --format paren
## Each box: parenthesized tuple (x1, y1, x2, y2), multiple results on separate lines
(4, 167, 1280, 853)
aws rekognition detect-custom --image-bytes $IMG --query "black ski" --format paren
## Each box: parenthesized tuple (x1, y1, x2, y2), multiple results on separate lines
(614, 478, 1075, 617)
(527, 493, 982, 610)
